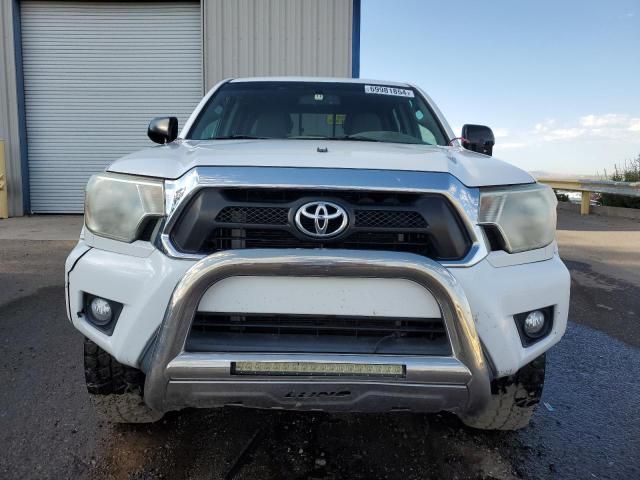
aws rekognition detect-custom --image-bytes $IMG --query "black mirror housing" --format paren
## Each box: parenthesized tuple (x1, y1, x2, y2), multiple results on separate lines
(461, 124, 495, 156)
(148, 117, 178, 144)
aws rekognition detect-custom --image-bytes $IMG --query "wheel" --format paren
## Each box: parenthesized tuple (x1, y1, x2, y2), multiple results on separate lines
(460, 354, 546, 431)
(83, 337, 163, 423)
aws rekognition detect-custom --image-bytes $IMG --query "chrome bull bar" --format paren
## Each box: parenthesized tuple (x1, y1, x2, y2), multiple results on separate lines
(144, 250, 491, 415)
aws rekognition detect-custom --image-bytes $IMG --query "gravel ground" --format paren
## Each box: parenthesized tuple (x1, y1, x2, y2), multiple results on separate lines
(0, 210, 638, 479)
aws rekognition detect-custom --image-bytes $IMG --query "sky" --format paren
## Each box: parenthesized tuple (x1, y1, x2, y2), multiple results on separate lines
(360, 0, 640, 176)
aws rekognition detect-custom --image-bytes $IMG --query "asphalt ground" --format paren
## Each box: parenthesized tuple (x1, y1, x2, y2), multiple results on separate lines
(0, 209, 638, 480)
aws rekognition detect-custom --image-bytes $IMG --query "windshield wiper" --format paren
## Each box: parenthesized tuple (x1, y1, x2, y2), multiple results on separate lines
(211, 135, 268, 140)
(337, 135, 383, 143)
(211, 134, 383, 142)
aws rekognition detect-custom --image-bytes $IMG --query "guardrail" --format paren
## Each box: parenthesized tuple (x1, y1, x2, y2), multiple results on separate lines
(0, 140, 8, 219)
(539, 178, 640, 215)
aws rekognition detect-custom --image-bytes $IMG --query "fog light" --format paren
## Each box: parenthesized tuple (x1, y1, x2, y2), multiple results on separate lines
(524, 310, 546, 336)
(89, 297, 113, 325)
(83, 293, 123, 335)
(514, 306, 553, 347)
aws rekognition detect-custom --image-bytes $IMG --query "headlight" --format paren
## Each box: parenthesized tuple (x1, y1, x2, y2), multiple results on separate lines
(85, 172, 164, 242)
(479, 183, 557, 253)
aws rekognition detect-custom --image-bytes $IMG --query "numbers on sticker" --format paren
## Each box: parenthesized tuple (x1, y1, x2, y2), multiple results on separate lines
(364, 85, 415, 98)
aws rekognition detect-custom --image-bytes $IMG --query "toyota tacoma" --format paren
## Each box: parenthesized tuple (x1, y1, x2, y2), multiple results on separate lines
(66, 77, 569, 430)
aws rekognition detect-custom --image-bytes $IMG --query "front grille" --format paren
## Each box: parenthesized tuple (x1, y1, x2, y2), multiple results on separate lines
(215, 206, 289, 225)
(186, 313, 450, 355)
(355, 210, 427, 229)
(206, 228, 434, 256)
(170, 188, 472, 260)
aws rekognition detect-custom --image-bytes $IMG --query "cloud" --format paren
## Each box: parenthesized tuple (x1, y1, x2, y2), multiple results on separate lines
(532, 114, 640, 142)
(491, 114, 640, 153)
(539, 128, 586, 141)
(628, 119, 640, 131)
(531, 119, 588, 141)
(496, 142, 527, 150)
(492, 128, 510, 138)
(579, 114, 630, 128)
(534, 119, 556, 133)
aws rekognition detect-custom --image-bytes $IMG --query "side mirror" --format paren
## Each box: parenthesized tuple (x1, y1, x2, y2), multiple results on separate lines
(148, 117, 178, 144)
(461, 124, 495, 156)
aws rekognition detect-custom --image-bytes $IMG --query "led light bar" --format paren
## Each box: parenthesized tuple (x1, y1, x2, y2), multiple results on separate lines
(232, 361, 405, 377)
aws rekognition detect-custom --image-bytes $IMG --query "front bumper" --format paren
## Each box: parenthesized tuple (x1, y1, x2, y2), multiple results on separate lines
(66, 245, 570, 415)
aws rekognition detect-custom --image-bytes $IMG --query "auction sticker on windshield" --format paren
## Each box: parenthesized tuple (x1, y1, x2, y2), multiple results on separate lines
(364, 85, 415, 97)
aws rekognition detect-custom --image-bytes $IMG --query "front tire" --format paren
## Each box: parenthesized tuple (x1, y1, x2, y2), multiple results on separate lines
(461, 354, 546, 431)
(83, 338, 163, 423)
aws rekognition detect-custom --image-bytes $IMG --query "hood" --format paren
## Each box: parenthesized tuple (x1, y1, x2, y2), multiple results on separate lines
(107, 139, 534, 187)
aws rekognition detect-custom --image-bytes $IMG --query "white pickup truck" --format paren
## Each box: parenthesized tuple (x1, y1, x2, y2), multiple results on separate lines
(66, 77, 569, 430)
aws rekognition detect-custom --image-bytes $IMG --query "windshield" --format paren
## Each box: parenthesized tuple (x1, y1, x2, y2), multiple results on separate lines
(187, 81, 449, 146)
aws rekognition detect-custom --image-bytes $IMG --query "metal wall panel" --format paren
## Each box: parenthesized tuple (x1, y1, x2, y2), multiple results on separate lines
(203, 0, 354, 90)
(20, 1, 203, 213)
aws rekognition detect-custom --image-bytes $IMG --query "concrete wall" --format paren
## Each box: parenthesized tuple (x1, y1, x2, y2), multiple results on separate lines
(202, 0, 355, 90)
(0, 0, 25, 217)
(557, 201, 640, 220)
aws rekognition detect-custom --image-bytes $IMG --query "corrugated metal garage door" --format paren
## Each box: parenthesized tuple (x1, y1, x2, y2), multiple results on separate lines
(20, 1, 202, 213)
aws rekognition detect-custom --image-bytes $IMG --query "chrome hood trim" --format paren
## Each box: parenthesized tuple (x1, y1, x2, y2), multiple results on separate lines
(107, 139, 534, 187)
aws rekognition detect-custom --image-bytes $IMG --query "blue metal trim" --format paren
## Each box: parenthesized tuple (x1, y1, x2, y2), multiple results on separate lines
(351, 0, 361, 78)
(12, 0, 30, 214)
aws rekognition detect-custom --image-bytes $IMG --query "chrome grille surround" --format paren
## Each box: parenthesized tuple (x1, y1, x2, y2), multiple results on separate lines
(159, 167, 489, 267)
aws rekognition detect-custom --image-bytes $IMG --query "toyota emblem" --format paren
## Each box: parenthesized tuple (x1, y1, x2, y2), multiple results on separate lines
(294, 201, 349, 238)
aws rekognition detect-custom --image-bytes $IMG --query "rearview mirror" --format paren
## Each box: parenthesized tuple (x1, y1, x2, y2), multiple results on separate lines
(148, 117, 178, 144)
(461, 124, 495, 156)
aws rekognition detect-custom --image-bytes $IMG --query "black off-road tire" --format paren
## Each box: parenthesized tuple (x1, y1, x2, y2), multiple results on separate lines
(461, 354, 546, 431)
(83, 338, 163, 423)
